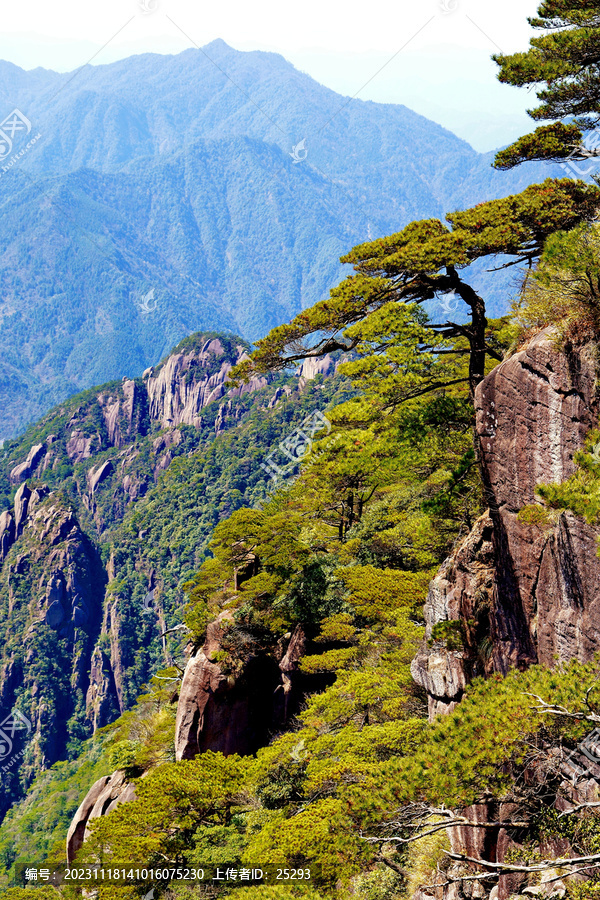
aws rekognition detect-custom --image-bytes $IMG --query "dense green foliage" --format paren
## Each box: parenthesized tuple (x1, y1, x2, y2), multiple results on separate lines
(5, 9, 600, 892)
(0, 335, 354, 818)
(27, 303, 492, 898)
(513, 222, 600, 343)
(5, 192, 600, 897)
(4, 203, 600, 898)
(519, 427, 600, 525)
(0, 735, 111, 887)
(0, 294, 489, 897)
(493, 1, 600, 171)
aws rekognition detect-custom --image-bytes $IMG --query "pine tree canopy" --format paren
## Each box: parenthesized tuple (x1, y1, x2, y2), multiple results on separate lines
(493, 1, 600, 169)
(233, 179, 600, 398)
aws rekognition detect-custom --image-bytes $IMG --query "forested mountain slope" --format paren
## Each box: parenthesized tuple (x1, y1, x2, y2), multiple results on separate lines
(2, 300, 600, 900)
(0, 330, 350, 820)
(5, 4, 600, 894)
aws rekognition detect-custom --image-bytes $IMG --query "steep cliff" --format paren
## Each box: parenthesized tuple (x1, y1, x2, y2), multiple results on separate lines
(66, 770, 137, 864)
(412, 331, 600, 719)
(0, 488, 105, 820)
(409, 330, 600, 895)
(62, 618, 325, 861)
(174, 619, 311, 760)
(144, 338, 267, 429)
(2, 335, 261, 529)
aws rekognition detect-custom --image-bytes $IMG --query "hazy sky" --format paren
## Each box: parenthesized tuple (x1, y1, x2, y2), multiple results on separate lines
(0, 0, 542, 151)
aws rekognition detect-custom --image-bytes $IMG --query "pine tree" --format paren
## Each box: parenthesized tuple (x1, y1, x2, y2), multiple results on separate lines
(233, 180, 600, 400)
(493, 1, 600, 171)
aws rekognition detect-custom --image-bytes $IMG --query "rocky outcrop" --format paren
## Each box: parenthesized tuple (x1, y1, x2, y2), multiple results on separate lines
(66, 770, 136, 863)
(477, 331, 600, 672)
(14, 483, 31, 535)
(1, 330, 338, 819)
(415, 332, 600, 719)
(0, 488, 106, 818)
(214, 398, 247, 435)
(175, 618, 314, 761)
(67, 625, 316, 861)
(97, 378, 143, 447)
(411, 513, 496, 718)
(433, 744, 600, 900)
(175, 612, 283, 759)
(10, 442, 45, 484)
(145, 338, 267, 429)
(297, 354, 336, 387)
(4, 339, 277, 549)
(66, 430, 97, 464)
(88, 460, 114, 495)
(277, 624, 307, 721)
(6, 338, 267, 491)
(0, 511, 15, 564)
(85, 646, 119, 732)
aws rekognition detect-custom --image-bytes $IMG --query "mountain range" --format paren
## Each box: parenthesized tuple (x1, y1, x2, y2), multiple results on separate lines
(0, 40, 560, 439)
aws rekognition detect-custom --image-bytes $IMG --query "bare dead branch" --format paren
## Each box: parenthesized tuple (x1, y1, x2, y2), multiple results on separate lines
(160, 624, 191, 638)
(523, 691, 600, 723)
(362, 817, 528, 846)
(557, 801, 600, 818)
(445, 849, 600, 873)
(422, 872, 497, 888)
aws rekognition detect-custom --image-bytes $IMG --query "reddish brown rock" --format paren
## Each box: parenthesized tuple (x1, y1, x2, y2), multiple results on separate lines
(415, 332, 600, 720)
(173, 617, 322, 762)
(411, 512, 496, 719)
(175, 611, 286, 759)
(66, 773, 112, 863)
(476, 330, 600, 674)
(66, 770, 136, 863)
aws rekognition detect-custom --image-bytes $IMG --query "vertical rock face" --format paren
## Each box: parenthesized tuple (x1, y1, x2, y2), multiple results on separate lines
(66, 770, 136, 863)
(85, 645, 120, 733)
(97, 379, 143, 448)
(10, 443, 46, 484)
(415, 332, 600, 719)
(411, 513, 496, 718)
(0, 511, 15, 564)
(7, 337, 268, 497)
(477, 330, 600, 672)
(144, 339, 267, 429)
(67, 623, 316, 863)
(297, 354, 336, 388)
(3, 335, 276, 543)
(175, 612, 288, 760)
(0, 490, 106, 820)
(14, 483, 31, 534)
(174, 617, 321, 762)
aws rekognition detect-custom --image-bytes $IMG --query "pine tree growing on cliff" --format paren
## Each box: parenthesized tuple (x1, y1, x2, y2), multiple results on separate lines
(232, 180, 600, 400)
(493, 0, 600, 174)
